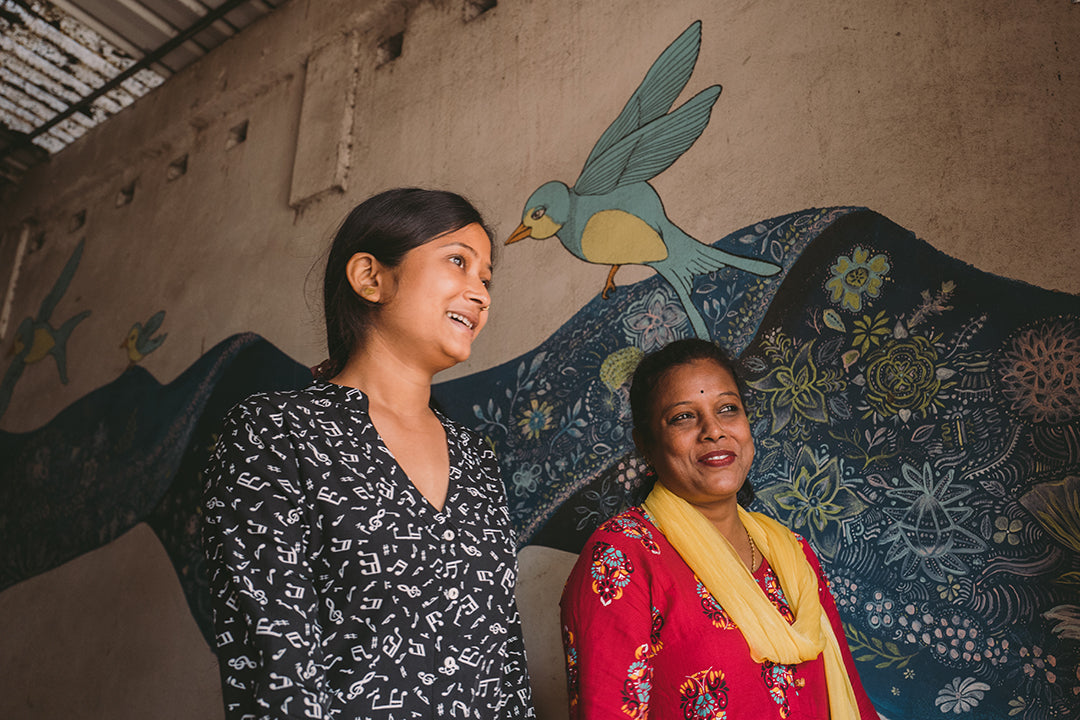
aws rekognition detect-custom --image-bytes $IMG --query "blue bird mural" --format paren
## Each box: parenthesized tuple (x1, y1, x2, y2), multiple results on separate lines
(507, 21, 780, 339)
(121, 310, 168, 366)
(0, 238, 90, 419)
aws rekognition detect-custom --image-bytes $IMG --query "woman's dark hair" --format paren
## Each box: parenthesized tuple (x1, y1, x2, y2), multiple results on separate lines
(628, 338, 755, 507)
(320, 188, 493, 379)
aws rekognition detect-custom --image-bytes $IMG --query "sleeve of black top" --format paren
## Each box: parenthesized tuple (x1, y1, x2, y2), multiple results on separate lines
(500, 557, 538, 718)
(469, 436, 537, 718)
(201, 397, 332, 720)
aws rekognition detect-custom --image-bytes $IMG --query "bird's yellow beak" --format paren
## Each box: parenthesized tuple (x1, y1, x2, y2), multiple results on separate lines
(505, 222, 533, 245)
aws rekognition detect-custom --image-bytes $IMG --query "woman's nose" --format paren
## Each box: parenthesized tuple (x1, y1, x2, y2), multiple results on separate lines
(700, 415, 723, 440)
(467, 277, 490, 307)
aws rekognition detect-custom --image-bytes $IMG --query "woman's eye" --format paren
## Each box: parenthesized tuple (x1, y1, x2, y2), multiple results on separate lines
(670, 412, 693, 423)
(449, 255, 464, 267)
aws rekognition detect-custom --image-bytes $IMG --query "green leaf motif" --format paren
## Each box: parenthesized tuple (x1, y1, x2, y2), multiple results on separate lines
(844, 625, 918, 670)
(824, 308, 846, 332)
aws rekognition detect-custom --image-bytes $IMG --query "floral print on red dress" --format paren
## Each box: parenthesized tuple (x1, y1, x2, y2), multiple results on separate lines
(590, 541, 635, 605)
(621, 642, 657, 719)
(606, 512, 662, 554)
(762, 661, 805, 718)
(620, 606, 665, 719)
(564, 626, 580, 711)
(761, 566, 796, 623)
(679, 667, 730, 719)
(696, 576, 738, 630)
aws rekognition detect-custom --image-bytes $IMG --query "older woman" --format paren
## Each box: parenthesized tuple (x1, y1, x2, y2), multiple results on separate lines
(560, 338, 877, 719)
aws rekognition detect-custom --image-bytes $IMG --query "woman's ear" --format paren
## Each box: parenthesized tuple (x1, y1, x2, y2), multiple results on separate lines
(345, 252, 382, 302)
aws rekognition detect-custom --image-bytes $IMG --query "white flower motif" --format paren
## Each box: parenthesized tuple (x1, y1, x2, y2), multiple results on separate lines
(935, 676, 990, 714)
(622, 287, 689, 352)
(511, 463, 543, 497)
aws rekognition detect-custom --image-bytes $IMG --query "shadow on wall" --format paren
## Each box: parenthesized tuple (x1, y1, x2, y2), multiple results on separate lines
(2, 207, 1078, 719)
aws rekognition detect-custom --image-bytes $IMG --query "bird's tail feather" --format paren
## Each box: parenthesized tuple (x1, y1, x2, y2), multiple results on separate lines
(653, 265, 711, 340)
(686, 242, 780, 277)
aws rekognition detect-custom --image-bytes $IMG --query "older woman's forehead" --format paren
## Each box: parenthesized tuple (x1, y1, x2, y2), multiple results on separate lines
(655, 358, 737, 389)
(647, 360, 737, 410)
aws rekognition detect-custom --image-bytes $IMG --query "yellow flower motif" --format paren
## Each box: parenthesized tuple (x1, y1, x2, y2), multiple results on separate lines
(517, 399, 554, 440)
(863, 335, 947, 422)
(993, 516, 1024, 545)
(825, 246, 891, 312)
(747, 341, 829, 433)
(937, 575, 963, 601)
(851, 310, 892, 355)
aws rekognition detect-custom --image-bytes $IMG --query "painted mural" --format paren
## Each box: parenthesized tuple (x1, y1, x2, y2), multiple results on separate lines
(506, 22, 779, 339)
(121, 309, 168, 367)
(0, 333, 312, 635)
(1, 19, 1078, 720)
(0, 237, 90, 418)
(3, 206, 1077, 718)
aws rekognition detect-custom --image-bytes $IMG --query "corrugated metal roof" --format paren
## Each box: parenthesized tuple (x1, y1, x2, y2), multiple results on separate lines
(0, 0, 286, 197)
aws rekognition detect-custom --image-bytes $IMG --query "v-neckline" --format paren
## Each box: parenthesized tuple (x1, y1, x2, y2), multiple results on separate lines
(380, 420, 453, 514)
(316, 379, 455, 515)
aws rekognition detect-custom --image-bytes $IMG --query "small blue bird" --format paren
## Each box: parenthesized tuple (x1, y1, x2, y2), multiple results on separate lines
(1, 239, 90, 418)
(507, 22, 780, 339)
(121, 310, 167, 366)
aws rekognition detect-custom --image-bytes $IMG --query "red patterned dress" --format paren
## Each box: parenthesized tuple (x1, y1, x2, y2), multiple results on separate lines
(560, 507, 878, 719)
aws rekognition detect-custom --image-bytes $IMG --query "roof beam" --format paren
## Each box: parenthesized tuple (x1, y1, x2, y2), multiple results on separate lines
(0, 0, 252, 165)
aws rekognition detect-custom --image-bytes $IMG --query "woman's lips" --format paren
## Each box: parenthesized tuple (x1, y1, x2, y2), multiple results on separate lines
(699, 450, 736, 467)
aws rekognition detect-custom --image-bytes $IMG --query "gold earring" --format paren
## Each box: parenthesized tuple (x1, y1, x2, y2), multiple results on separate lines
(361, 287, 376, 297)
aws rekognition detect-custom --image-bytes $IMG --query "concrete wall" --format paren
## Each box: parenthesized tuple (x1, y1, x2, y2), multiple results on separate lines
(1, 0, 1077, 717)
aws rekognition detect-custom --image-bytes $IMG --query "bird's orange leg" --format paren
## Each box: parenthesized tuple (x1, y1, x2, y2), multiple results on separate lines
(602, 265, 621, 299)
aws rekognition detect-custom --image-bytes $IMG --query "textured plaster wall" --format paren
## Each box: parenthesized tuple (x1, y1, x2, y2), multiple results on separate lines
(0, 0, 1077, 717)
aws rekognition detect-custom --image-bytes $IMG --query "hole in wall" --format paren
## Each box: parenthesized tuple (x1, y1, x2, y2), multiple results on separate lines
(28, 230, 45, 254)
(464, 0, 497, 22)
(69, 209, 86, 232)
(116, 180, 136, 207)
(226, 121, 248, 150)
(376, 32, 404, 67)
(167, 154, 188, 181)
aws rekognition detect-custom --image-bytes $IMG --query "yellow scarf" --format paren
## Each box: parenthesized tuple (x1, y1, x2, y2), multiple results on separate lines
(643, 482, 860, 719)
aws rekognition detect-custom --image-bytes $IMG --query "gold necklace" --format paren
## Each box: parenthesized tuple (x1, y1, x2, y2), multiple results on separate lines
(745, 525, 757, 572)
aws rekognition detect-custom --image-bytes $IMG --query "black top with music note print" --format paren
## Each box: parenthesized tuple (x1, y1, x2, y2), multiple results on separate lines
(201, 380, 535, 720)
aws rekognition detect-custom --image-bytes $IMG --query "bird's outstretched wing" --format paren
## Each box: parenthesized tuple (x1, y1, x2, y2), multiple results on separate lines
(142, 310, 166, 337)
(578, 21, 704, 181)
(0, 356, 26, 418)
(37, 239, 85, 321)
(573, 85, 721, 196)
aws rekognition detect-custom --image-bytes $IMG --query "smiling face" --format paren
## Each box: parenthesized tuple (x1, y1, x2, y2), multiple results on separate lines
(639, 358, 755, 514)
(373, 222, 492, 374)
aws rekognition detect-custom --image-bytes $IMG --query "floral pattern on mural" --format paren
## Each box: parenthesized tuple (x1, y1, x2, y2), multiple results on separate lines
(825, 246, 890, 312)
(434, 207, 1080, 720)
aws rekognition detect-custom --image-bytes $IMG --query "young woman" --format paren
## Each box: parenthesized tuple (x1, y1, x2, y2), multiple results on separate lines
(202, 188, 535, 719)
(560, 338, 876, 719)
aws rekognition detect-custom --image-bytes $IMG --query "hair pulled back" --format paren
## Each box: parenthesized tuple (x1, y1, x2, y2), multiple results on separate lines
(628, 338, 756, 507)
(321, 188, 492, 379)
